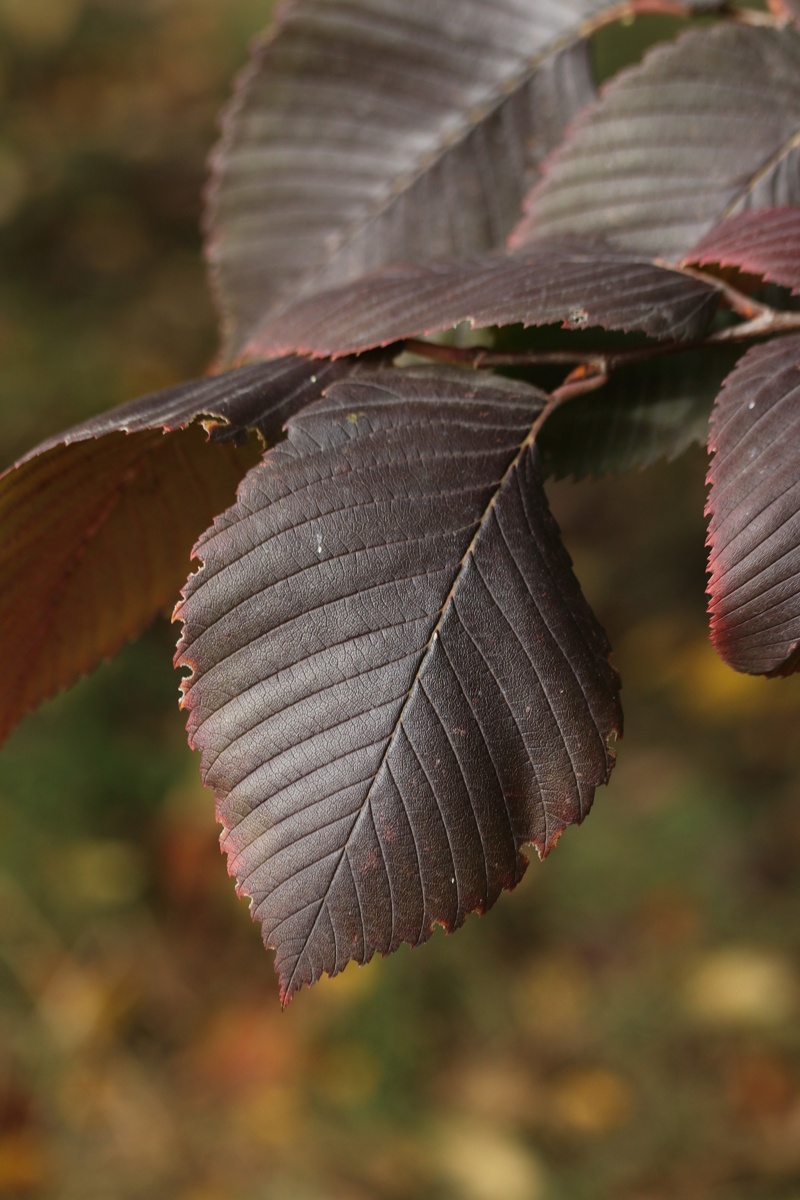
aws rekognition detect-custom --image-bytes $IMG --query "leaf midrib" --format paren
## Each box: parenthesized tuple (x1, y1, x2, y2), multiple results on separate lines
(282, 411, 540, 998)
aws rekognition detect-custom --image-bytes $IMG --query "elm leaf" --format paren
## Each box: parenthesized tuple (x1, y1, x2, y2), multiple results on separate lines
(243, 246, 719, 360)
(685, 207, 800, 296)
(175, 367, 621, 1003)
(514, 25, 800, 259)
(207, 0, 611, 359)
(0, 355, 362, 745)
(706, 334, 800, 676)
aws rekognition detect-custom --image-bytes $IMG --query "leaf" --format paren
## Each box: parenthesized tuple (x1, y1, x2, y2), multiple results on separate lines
(174, 367, 622, 1003)
(206, 0, 612, 360)
(706, 333, 800, 676)
(513, 25, 800, 259)
(243, 247, 719, 359)
(25, 355, 362, 448)
(685, 207, 800, 295)
(0, 355, 362, 745)
(539, 344, 742, 480)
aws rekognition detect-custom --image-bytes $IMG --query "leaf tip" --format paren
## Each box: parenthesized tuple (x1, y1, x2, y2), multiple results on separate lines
(535, 827, 565, 861)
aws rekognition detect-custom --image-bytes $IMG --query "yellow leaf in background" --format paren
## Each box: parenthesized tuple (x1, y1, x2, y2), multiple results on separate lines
(549, 1067, 634, 1136)
(0, 1130, 47, 1193)
(683, 948, 799, 1028)
(433, 1119, 548, 1200)
(0, 0, 84, 49)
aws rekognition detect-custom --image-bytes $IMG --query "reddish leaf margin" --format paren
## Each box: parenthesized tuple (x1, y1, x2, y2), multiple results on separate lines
(707, 334, 800, 676)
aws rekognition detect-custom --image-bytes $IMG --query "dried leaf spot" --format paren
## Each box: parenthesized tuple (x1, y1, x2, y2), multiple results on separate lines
(567, 307, 589, 328)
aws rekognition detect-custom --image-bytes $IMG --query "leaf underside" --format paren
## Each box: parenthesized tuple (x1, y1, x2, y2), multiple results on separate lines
(206, 0, 615, 360)
(514, 25, 800, 259)
(686, 207, 800, 296)
(539, 344, 742, 480)
(707, 334, 800, 676)
(175, 368, 622, 1003)
(0, 428, 252, 746)
(24, 356, 363, 453)
(244, 247, 719, 360)
(0, 356, 365, 745)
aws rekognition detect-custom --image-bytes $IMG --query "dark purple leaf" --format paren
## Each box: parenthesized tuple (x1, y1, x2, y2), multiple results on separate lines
(0, 356, 365, 745)
(513, 25, 800, 259)
(206, 0, 611, 360)
(174, 367, 622, 1003)
(26, 356, 361, 452)
(706, 334, 800, 676)
(243, 248, 719, 359)
(685, 207, 800, 296)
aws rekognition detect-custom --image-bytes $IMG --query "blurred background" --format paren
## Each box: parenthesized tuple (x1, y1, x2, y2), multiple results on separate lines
(2, 2, 800, 1198)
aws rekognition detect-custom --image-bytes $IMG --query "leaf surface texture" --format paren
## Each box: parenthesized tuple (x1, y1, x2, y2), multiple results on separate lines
(244, 248, 718, 359)
(707, 334, 800, 675)
(207, 0, 615, 358)
(175, 368, 621, 1001)
(514, 25, 800, 259)
(0, 357, 359, 744)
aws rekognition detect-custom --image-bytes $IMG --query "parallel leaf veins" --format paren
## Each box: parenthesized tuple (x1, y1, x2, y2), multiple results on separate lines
(707, 334, 800, 676)
(175, 368, 622, 1001)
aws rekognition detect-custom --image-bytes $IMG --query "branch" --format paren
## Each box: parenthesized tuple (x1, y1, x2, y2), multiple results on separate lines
(402, 340, 608, 370)
(707, 309, 800, 344)
(671, 265, 779, 321)
(577, 0, 781, 33)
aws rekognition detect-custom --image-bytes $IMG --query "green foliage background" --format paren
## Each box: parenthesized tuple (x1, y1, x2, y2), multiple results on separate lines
(2, 3, 800, 1198)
